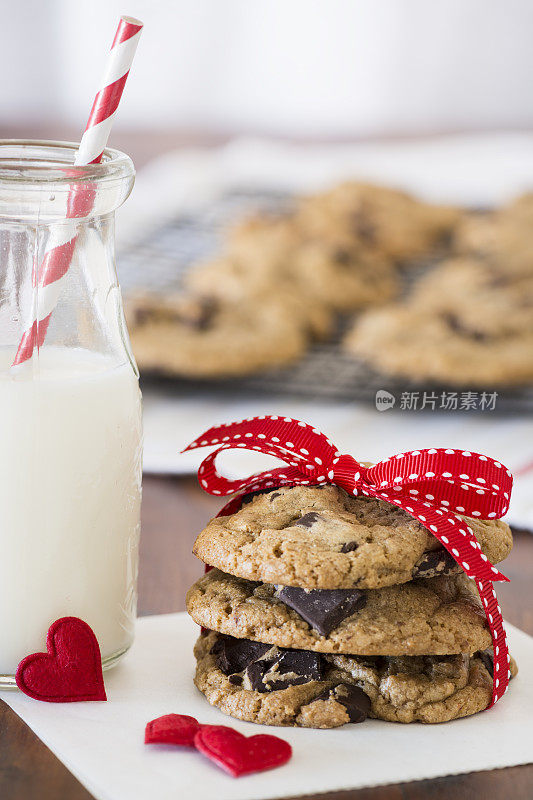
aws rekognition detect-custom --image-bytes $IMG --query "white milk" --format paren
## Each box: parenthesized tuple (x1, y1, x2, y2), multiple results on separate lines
(0, 347, 142, 676)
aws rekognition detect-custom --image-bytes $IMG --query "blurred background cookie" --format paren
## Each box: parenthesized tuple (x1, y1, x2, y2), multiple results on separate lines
(126, 292, 312, 377)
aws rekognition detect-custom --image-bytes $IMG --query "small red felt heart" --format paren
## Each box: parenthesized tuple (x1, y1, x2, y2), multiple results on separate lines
(16, 617, 107, 702)
(145, 714, 200, 746)
(194, 725, 292, 777)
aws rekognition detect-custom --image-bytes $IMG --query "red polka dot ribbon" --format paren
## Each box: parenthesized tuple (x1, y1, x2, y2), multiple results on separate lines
(184, 415, 514, 708)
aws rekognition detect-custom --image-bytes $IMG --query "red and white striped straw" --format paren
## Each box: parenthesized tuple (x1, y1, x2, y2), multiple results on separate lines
(13, 15, 143, 366)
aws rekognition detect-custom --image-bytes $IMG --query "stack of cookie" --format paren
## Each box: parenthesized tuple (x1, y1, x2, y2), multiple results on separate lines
(186, 485, 517, 728)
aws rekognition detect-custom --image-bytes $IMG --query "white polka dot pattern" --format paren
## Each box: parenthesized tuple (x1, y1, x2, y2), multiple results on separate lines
(183, 416, 514, 708)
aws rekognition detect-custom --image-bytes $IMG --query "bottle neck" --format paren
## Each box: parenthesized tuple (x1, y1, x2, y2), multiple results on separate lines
(0, 141, 136, 373)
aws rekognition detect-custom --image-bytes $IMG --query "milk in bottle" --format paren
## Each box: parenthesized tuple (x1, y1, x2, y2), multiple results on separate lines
(0, 141, 142, 685)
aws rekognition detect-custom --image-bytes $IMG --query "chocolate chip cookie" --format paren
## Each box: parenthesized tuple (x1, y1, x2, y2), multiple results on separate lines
(410, 257, 533, 337)
(184, 256, 334, 340)
(454, 197, 533, 276)
(126, 292, 311, 378)
(344, 301, 533, 386)
(184, 216, 299, 303)
(192, 485, 512, 589)
(188, 226, 397, 314)
(186, 569, 491, 656)
(225, 214, 300, 273)
(289, 234, 398, 311)
(295, 182, 460, 264)
(194, 631, 517, 727)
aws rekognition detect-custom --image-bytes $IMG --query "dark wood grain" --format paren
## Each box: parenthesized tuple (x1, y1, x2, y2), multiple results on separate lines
(1, 475, 532, 800)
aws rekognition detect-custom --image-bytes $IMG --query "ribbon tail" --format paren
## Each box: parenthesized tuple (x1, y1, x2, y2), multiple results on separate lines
(475, 578, 511, 707)
(491, 570, 510, 583)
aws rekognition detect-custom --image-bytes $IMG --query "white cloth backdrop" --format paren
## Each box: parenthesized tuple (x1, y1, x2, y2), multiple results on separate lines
(3, 0, 533, 137)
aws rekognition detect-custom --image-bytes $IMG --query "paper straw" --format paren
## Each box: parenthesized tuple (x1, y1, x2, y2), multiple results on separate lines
(12, 15, 143, 366)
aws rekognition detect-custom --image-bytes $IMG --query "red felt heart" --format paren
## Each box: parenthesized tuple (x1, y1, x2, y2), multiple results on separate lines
(194, 725, 292, 777)
(16, 617, 107, 702)
(145, 714, 200, 746)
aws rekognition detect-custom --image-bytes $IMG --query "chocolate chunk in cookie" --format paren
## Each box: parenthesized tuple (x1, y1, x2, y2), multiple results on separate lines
(478, 648, 494, 678)
(243, 649, 324, 692)
(350, 213, 377, 245)
(276, 586, 367, 636)
(213, 634, 324, 691)
(332, 247, 354, 266)
(443, 312, 488, 342)
(340, 541, 358, 553)
(211, 634, 271, 675)
(294, 511, 322, 528)
(314, 683, 371, 723)
(412, 547, 459, 579)
(240, 488, 280, 506)
(175, 296, 217, 330)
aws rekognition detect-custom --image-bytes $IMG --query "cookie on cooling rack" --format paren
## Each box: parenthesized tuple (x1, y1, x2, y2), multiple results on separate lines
(453, 195, 533, 276)
(184, 256, 334, 340)
(344, 300, 533, 387)
(188, 221, 398, 315)
(126, 292, 312, 378)
(288, 234, 398, 311)
(409, 257, 533, 336)
(295, 182, 460, 264)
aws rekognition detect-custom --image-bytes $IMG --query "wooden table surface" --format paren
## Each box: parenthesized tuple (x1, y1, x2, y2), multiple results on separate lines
(1, 475, 532, 800)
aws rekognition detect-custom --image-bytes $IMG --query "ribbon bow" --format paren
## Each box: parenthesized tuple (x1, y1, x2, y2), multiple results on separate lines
(184, 415, 513, 708)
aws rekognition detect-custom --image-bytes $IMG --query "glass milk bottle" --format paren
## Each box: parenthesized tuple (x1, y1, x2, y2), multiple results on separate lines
(0, 141, 142, 686)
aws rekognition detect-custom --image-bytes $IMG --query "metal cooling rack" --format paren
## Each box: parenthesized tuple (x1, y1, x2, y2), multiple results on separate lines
(117, 188, 533, 415)
(118, 189, 294, 295)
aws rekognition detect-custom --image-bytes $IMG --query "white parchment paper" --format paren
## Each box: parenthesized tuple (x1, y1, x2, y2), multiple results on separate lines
(1, 613, 532, 800)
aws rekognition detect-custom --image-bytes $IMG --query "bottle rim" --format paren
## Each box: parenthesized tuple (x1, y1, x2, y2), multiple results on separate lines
(0, 140, 134, 186)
